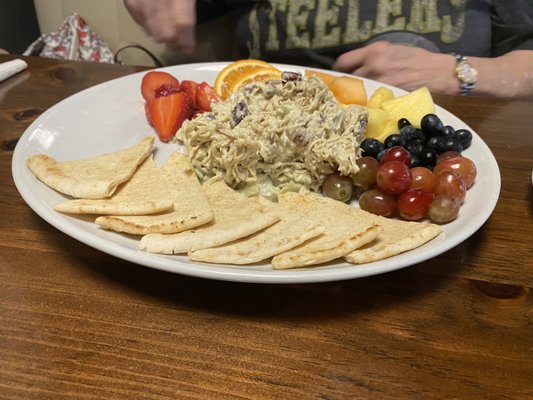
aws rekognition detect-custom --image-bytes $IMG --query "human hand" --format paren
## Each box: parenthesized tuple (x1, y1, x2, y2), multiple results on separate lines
(333, 41, 459, 95)
(124, 0, 197, 54)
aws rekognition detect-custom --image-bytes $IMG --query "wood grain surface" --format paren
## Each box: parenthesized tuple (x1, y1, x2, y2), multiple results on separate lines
(0, 54, 531, 400)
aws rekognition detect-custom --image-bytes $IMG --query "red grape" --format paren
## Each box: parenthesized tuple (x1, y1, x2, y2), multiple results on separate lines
(433, 171, 466, 203)
(433, 156, 477, 188)
(353, 156, 379, 188)
(376, 161, 412, 195)
(358, 188, 396, 216)
(428, 194, 461, 223)
(410, 166, 436, 192)
(438, 150, 461, 162)
(397, 189, 434, 221)
(379, 146, 412, 166)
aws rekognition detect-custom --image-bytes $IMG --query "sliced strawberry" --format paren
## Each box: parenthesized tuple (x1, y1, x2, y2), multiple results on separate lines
(141, 71, 180, 102)
(196, 82, 220, 112)
(180, 80, 199, 108)
(144, 99, 154, 126)
(151, 91, 194, 142)
(155, 83, 181, 98)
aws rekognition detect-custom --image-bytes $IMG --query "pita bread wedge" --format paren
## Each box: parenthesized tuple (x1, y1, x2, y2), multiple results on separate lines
(54, 156, 174, 215)
(94, 153, 214, 234)
(188, 196, 325, 264)
(139, 179, 280, 254)
(344, 215, 442, 264)
(27, 136, 153, 199)
(271, 190, 381, 269)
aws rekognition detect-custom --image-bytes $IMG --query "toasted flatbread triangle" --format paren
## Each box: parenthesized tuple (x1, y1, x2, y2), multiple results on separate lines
(27, 136, 153, 199)
(54, 155, 173, 215)
(271, 190, 381, 269)
(94, 153, 214, 234)
(139, 179, 281, 254)
(344, 215, 442, 264)
(188, 196, 325, 264)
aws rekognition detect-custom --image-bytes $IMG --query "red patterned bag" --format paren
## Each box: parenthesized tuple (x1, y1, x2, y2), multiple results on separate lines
(24, 13, 114, 63)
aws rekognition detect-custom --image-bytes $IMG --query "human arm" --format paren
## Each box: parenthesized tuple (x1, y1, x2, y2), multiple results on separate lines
(332, 41, 533, 100)
(123, 0, 197, 54)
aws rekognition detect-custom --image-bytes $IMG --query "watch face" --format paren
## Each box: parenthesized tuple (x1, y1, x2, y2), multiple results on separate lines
(457, 60, 478, 84)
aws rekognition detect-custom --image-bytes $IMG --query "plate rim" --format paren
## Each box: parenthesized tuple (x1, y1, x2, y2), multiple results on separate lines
(11, 62, 501, 284)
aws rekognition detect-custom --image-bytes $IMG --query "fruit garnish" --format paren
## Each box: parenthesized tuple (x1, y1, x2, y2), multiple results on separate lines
(304, 69, 336, 85)
(179, 80, 199, 108)
(380, 87, 435, 129)
(155, 83, 181, 98)
(229, 68, 283, 95)
(151, 91, 194, 142)
(327, 76, 367, 106)
(141, 71, 180, 102)
(196, 82, 220, 112)
(214, 59, 280, 100)
(304, 70, 368, 106)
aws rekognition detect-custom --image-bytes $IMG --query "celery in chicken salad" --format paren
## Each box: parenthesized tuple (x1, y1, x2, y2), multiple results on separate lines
(175, 72, 368, 198)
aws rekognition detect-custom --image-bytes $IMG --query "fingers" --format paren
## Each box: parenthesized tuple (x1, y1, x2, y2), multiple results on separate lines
(123, 0, 197, 54)
(334, 42, 460, 94)
(332, 47, 367, 73)
(166, 0, 197, 53)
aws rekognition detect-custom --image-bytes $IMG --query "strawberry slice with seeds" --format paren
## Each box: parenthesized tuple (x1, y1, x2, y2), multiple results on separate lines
(141, 71, 180, 102)
(196, 82, 220, 112)
(151, 91, 194, 142)
(155, 83, 181, 98)
(180, 80, 199, 109)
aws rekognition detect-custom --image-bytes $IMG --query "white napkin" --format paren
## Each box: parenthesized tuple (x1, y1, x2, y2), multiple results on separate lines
(0, 59, 28, 83)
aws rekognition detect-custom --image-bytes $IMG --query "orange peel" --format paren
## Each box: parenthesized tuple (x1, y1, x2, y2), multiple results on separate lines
(214, 59, 280, 100)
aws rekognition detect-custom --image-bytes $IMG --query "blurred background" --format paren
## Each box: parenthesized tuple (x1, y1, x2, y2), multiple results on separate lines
(0, 0, 237, 66)
(0, 0, 40, 54)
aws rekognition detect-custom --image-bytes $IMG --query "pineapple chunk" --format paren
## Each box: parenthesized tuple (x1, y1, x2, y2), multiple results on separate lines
(364, 107, 389, 139)
(367, 86, 395, 108)
(370, 118, 399, 142)
(328, 76, 367, 106)
(381, 86, 435, 128)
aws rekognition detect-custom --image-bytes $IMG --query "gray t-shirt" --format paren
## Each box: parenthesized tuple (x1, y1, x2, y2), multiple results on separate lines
(203, 0, 533, 68)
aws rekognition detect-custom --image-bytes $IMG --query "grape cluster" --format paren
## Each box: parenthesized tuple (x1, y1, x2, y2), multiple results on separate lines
(361, 113, 473, 169)
(322, 114, 477, 224)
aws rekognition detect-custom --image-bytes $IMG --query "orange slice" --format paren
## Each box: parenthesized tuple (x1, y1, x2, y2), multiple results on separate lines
(230, 67, 282, 95)
(214, 59, 279, 100)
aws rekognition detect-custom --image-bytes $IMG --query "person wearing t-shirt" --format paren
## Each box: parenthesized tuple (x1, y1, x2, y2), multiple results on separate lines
(123, 0, 533, 99)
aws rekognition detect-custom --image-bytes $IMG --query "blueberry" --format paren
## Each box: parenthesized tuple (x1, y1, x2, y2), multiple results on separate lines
(426, 136, 445, 153)
(414, 129, 427, 143)
(384, 134, 406, 149)
(405, 140, 425, 156)
(421, 114, 445, 137)
(397, 118, 411, 130)
(419, 148, 438, 168)
(440, 138, 464, 153)
(409, 153, 421, 168)
(442, 125, 455, 137)
(451, 129, 473, 149)
(399, 125, 418, 142)
(376, 148, 388, 162)
(360, 138, 384, 158)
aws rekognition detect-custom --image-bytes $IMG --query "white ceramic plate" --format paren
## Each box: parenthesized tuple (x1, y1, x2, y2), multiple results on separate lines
(12, 62, 500, 284)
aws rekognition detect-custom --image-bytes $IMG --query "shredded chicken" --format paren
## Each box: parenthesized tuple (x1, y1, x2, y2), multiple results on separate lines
(176, 75, 367, 198)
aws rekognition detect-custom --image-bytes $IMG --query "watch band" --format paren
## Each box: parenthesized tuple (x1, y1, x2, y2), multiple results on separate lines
(452, 53, 477, 96)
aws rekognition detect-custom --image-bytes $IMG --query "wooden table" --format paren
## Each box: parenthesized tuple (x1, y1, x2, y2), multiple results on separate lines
(1, 54, 532, 399)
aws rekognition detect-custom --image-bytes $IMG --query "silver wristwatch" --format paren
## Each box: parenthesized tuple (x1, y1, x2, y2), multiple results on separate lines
(453, 53, 477, 96)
